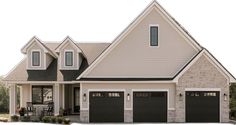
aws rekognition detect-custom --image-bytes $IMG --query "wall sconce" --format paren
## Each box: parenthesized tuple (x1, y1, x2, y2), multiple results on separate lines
(83, 93, 87, 102)
(127, 93, 130, 101)
(224, 93, 227, 101)
(179, 93, 183, 97)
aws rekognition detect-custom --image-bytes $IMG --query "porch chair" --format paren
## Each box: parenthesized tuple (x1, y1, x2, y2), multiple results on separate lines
(26, 102, 36, 116)
(44, 101, 54, 116)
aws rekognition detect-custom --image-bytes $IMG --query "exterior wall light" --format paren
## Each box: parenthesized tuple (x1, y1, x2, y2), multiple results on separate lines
(127, 93, 130, 101)
(224, 93, 227, 101)
(179, 93, 183, 101)
(83, 93, 87, 102)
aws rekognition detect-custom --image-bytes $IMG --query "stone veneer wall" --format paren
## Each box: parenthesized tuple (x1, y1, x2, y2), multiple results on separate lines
(175, 55, 229, 122)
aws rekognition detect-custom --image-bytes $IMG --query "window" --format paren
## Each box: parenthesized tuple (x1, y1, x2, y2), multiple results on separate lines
(150, 26, 159, 46)
(65, 51, 73, 66)
(32, 86, 53, 104)
(32, 51, 40, 66)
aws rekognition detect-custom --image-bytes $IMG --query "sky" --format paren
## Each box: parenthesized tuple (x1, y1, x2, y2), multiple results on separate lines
(0, 0, 236, 77)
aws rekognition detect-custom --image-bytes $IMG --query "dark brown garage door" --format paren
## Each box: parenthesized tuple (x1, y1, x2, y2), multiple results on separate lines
(186, 91, 220, 122)
(89, 91, 124, 122)
(133, 92, 167, 122)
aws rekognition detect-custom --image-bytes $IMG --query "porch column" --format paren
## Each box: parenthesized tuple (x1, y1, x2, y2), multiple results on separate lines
(54, 83, 60, 116)
(9, 83, 17, 116)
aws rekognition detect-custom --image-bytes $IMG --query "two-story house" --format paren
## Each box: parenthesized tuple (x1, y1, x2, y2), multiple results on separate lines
(3, 1, 236, 123)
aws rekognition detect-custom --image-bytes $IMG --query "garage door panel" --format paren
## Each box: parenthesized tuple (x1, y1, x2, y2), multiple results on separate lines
(186, 91, 219, 122)
(133, 92, 167, 122)
(89, 92, 124, 122)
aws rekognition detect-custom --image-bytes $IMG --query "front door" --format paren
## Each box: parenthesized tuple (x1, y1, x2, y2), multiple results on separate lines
(74, 87, 80, 113)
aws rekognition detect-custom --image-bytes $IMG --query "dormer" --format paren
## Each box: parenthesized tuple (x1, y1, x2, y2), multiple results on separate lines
(55, 36, 84, 70)
(21, 36, 57, 70)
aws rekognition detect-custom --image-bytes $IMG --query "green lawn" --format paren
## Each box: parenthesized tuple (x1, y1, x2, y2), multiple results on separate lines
(0, 113, 9, 119)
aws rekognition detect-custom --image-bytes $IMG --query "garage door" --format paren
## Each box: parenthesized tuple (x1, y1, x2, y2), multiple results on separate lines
(133, 92, 167, 122)
(89, 91, 124, 122)
(186, 91, 220, 122)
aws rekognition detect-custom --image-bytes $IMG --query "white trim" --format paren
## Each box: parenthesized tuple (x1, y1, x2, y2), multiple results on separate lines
(59, 45, 80, 70)
(184, 88, 221, 122)
(29, 84, 32, 102)
(31, 49, 42, 67)
(62, 84, 65, 109)
(81, 89, 126, 111)
(71, 84, 80, 114)
(83, 75, 173, 78)
(174, 49, 235, 83)
(77, 1, 202, 80)
(185, 88, 221, 91)
(78, 80, 176, 84)
(64, 50, 74, 67)
(132, 89, 171, 110)
(55, 36, 82, 53)
(21, 36, 56, 58)
(5, 81, 73, 84)
(149, 24, 159, 47)
(21, 36, 48, 54)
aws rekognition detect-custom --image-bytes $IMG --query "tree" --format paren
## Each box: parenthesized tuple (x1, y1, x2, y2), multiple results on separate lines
(0, 76, 9, 113)
(0, 76, 20, 113)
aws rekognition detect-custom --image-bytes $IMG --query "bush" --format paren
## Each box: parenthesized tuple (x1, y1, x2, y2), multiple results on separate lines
(20, 116, 30, 122)
(42, 116, 51, 123)
(64, 118, 70, 124)
(51, 116, 57, 123)
(11, 115, 19, 122)
(0, 118, 8, 122)
(19, 107, 26, 116)
(57, 116, 64, 124)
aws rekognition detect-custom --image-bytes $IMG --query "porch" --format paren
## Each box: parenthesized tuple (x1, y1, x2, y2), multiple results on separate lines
(9, 83, 80, 117)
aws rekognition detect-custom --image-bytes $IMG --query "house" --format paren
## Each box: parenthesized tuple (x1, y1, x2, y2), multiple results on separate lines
(3, 0, 236, 123)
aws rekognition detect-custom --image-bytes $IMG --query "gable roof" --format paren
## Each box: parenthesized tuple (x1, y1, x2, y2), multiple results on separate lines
(77, 0, 202, 79)
(173, 49, 236, 83)
(21, 36, 57, 58)
(4, 42, 110, 82)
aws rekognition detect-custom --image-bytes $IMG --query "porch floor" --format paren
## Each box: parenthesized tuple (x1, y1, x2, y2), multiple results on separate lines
(65, 115, 80, 123)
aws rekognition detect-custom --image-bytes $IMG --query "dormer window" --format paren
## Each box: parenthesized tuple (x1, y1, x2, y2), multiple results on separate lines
(65, 51, 73, 66)
(150, 25, 159, 46)
(32, 51, 40, 66)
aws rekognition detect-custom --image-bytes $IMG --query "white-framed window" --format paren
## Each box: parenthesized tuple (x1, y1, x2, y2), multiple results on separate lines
(32, 51, 40, 66)
(65, 51, 73, 66)
(150, 25, 159, 46)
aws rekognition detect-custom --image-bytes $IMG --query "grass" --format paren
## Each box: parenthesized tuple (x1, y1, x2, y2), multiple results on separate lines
(0, 113, 9, 119)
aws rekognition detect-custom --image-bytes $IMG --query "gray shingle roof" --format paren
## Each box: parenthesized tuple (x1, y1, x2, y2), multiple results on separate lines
(4, 42, 110, 81)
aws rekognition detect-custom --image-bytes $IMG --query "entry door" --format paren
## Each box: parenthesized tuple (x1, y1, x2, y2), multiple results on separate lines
(74, 87, 80, 113)
(89, 91, 124, 122)
(133, 92, 167, 122)
(186, 91, 220, 122)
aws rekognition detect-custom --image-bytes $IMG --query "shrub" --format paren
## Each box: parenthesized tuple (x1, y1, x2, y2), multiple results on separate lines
(11, 115, 19, 122)
(19, 107, 26, 116)
(57, 116, 64, 124)
(0, 118, 8, 122)
(51, 116, 57, 123)
(42, 116, 51, 123)
(63, 118, 70, 124)
(20, 116, 30, 122)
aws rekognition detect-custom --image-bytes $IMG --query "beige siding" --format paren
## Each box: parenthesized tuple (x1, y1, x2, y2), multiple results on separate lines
(81, 83, 176, 110)
(86, 8, 198, 78)
(45, 54, 53, 68)
(59, 42, 82, 70)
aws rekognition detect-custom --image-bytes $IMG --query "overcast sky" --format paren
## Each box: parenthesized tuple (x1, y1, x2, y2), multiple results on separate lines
(0, 0, 236, 77)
